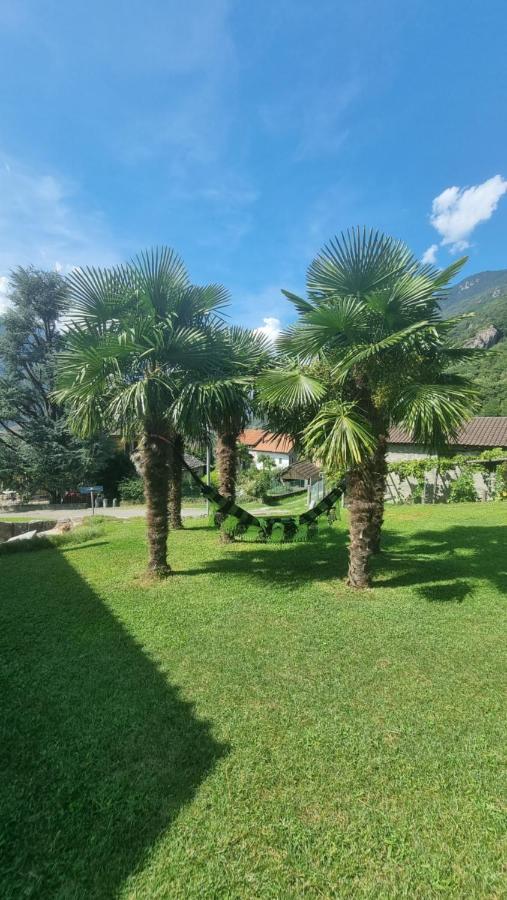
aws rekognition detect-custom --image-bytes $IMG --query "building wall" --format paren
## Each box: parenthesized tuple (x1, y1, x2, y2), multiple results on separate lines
(387, 445, 430, 462)
(248, 449, 294, 470)
(386, 444, 483, 462)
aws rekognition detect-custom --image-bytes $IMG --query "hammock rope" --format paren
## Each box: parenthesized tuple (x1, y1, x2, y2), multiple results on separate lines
(148, 434, 344, 541)
(178, 450, 345, 542)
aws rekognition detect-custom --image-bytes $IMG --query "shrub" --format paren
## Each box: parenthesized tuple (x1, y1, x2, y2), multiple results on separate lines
(237, 461, 278, 503)
(409, 482, 424, 504)
(118, 476, 145, 503)
(479, 447, 505, 461)
(448, 472, 477, 503)
(497, 461, 507, 499)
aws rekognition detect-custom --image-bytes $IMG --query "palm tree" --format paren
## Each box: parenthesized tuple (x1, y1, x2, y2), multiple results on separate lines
(171, 327, 271, 537)
(168, 431, 185, 530)
(214, 328, 271, 501)
(56, 248, 229, 577)
(259, 229, 478, 588)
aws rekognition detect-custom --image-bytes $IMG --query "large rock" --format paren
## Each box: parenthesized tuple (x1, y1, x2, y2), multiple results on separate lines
(463, 324, 502, 349)
(6, 530, 37, 543)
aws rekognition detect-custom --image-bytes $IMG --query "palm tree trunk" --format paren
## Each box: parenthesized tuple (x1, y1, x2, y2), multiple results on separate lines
(216, 430, 238, 541)
(140, 430, 171, 577)
(346, 463, 376, 588)
(370, 436, 387, 554)
(168, 432, 184, 530)
(217, 430, 238, 499)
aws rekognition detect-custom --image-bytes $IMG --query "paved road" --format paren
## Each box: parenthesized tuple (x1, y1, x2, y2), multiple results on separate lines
(0, 505, 208, 521)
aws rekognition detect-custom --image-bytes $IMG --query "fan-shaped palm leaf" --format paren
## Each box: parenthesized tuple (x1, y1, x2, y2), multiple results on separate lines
(307, 228, 414, 300)
(393, 380, 479, 450)
(258, 368, 327, 408)
(304, 400, 376, 468)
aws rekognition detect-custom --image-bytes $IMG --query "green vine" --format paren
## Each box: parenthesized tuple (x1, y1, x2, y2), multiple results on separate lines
(387, 448, 506, 502)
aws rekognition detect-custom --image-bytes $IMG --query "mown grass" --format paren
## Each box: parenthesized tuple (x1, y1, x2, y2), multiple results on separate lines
(245, 490, 309, 515)
(0, 503, 505, 898)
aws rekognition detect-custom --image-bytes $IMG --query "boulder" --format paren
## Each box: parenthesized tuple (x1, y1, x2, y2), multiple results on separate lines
(6, 530, 37, 543)
(463, 324, 502, 350)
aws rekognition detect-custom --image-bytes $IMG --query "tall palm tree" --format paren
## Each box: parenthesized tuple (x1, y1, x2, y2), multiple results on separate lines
(259, 229, 478, 588)
(214, 328, 271, 499)
(171, 326, 271, 536)
(56, 248, 229, 576)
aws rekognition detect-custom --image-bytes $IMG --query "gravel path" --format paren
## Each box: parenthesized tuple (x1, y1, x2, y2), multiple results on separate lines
(0, 505, 208, 521)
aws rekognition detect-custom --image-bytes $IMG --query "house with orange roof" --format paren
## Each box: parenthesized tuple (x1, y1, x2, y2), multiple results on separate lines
(238, 429, 297, 470)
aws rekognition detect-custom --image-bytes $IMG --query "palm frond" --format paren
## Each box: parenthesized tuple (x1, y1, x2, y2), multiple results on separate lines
(332, 319, 435, 380)
(307, 227, 414, 300)
(279, 298, 369, 356)
(171, 376, 250, 435)
(430, 257, 468, 290)
(224, 325, 273, 369)
(65, 264, 133, 327)
(393, 380, 479, 450)
(129, 246, 189, 318)
(257, 368, 327, 408)
(304, 400, 376, 468)
(280, 289, 315, 313)
(177, 283, 230, 324)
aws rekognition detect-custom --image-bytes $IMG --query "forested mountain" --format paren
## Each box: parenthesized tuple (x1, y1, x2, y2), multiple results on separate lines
(444, 269, 507, 416)
(443, 269, 507, 318)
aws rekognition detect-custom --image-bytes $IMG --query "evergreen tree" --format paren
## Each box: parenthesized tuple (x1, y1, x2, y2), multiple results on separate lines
(0, 267, 105, 502)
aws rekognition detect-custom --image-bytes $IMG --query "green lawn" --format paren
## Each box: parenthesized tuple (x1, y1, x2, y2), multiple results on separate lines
(1, 503, 505, 898)
(245, 490, 309, 515)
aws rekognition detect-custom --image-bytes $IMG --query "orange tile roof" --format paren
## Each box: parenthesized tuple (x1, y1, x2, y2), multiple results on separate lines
(238, 429, 294, 454)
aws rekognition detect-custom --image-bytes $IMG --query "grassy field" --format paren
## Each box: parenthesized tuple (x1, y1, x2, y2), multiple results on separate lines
(1, 503, 505, 898)
(245, 490, 309, 515)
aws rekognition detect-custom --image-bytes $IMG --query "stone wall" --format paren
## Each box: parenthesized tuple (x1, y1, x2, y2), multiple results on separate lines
(0, 521, 55, 543)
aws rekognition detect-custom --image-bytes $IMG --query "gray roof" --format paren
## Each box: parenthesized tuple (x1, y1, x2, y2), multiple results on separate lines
(281, 459, 321, 482)
(183, 452, 205, 470)
(389, 417, 507, 449)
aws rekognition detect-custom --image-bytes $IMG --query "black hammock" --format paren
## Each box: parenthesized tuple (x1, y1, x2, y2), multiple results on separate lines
(179, 453, 345, 542)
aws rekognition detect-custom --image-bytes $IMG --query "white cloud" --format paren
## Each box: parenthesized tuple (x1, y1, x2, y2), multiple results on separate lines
(421, 243, 439, 265)
(0, 153, 119, 310)
(255, 316, 281, 341)
(429, 175, 507, 252)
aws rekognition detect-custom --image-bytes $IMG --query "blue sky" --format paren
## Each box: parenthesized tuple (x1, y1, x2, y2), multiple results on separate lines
(0, 0, 506, 332)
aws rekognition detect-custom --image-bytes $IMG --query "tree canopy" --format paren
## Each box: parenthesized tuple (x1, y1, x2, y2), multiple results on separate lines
(0, 267, 106, 501)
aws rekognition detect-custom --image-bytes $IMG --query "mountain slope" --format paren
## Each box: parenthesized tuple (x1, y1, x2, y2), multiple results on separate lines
(443, 270, 507, 416)
(456, 342, 507, 416)
(442, 269, 507, 317)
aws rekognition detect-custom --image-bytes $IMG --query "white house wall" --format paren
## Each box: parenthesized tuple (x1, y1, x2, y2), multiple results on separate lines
(248, 450, 294, 470)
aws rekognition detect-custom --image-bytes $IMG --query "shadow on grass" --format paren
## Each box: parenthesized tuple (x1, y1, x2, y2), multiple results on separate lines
(183, 520, 507, 601)
(374, 524, 507, 600)
(0, 548, 228, 898)
(416, 580, 474, 604)
(182, 525, 350, 587)
(59, 540, 110, 553)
